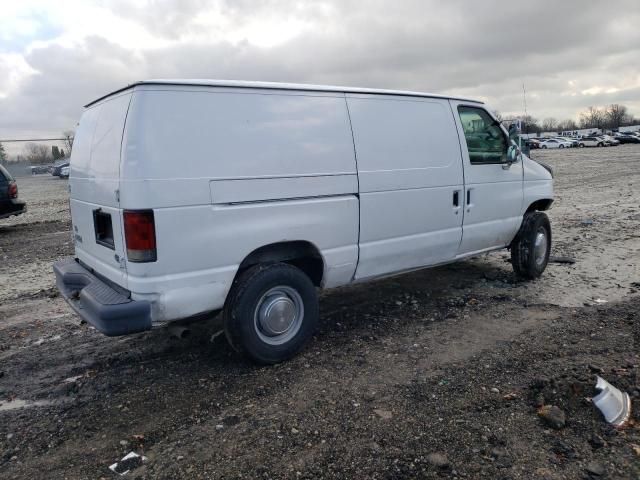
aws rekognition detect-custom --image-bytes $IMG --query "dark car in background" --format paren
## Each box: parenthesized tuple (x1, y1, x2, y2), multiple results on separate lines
(51, 159, 70, 177)
(527, 138, 541, 149)
(0, 164, 27, 220)
(617, 135, 640, 144)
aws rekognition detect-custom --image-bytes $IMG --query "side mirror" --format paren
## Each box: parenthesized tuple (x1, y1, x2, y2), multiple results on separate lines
(508, 124, 519, 141)
(506, 144, 521, 165)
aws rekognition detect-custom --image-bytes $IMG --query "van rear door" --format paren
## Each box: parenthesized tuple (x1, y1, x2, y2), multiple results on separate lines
(69, 92, 131, 288)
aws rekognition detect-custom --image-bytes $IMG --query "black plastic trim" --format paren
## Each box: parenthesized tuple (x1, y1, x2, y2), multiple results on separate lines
(53, 257, 151, 336)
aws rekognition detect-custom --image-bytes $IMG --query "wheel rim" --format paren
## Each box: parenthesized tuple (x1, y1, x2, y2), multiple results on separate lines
(533, 228, 548, 268)
(254, 286, 304, 345)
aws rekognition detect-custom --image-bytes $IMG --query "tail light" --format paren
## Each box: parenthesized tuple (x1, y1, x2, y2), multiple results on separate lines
(8, 182, 18, 199)
(123, 210, 157, 262)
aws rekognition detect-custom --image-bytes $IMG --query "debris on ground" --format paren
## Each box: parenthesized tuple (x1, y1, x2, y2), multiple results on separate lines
(585, 461, 606, 477)
(426, 452, 449, 469)
(537, 405, 566, 429)
(373, 408, 393, 420)
(108, 452, 146, 476)
(592, 376, 631, 427)
(549, 256, 576, 264)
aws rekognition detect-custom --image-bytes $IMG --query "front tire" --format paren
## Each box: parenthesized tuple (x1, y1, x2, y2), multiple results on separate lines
(559, 144, 564, 149)
(511, 212, 551, 279)
(223, 263, 319, 364)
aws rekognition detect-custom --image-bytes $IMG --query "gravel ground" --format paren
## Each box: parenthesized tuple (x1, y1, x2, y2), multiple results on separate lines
(0, 146, 639, 479)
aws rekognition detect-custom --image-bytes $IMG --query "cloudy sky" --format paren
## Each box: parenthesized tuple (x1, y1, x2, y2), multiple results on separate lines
(1, 0, 639, 156)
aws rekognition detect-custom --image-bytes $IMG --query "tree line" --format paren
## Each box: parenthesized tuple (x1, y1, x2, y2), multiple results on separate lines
(497, 104, 638, 134)
(0, 131, 74, 166)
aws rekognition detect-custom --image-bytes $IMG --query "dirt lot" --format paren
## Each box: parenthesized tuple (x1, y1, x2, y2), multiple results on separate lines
(1, 146, 639, 479)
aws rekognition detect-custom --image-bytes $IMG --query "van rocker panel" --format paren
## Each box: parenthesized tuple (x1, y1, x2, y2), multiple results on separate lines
(53, 257, 151, 336)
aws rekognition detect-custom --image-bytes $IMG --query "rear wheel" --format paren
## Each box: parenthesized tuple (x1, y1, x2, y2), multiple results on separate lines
(542, 145, 547, 149)
(511, 212, 551, 279)
(223, 263, 318, 364)
(559, 144, 564, 149)
(578, 143, 585, 148)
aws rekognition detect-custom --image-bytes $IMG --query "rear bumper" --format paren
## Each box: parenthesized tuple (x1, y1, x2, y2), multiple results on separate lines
(0, 200, 26, 219)
(53, 257, 151, 336)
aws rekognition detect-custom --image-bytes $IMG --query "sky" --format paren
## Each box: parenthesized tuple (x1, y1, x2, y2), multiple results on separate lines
(1, 0, 639, 156)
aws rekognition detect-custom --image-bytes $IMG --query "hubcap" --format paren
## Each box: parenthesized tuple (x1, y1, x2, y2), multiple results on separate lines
(254, 286, 304, 345)
(533, 229, 548, 267)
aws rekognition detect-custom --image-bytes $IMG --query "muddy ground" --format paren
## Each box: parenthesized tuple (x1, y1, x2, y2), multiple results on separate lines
(1, 145, 639, 479)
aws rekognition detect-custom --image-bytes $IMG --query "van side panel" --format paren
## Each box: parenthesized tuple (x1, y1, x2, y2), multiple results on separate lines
(347, 95, 464, 279)
(121, 87, 359, 322)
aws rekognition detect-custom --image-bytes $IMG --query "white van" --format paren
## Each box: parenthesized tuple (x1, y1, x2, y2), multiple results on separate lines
(54, 80, 554, 363)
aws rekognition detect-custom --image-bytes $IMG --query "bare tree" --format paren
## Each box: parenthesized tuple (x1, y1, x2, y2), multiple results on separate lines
(25, 143, 52, 165)
(541, 117, 558, 132)
(520, 115, 541, 134)
(63, 130, 74, 156)
(580, 106, 605, 129)
(557, 119, 578, 131)
(605, 104, 628, 129)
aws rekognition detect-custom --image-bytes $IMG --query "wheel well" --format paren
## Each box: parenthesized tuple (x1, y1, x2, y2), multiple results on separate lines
(525, 199, 553, 213)
(237, 241, 324, 287)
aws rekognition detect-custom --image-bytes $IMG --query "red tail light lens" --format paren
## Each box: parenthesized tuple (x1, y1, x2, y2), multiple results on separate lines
(123, 210, 157, 262)
(8, 182, 17, 199)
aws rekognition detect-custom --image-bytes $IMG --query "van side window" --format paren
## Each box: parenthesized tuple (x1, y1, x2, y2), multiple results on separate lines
(457, 106, 508, 164)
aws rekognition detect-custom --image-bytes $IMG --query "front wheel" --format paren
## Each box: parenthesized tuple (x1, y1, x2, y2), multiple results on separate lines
(559, 144, 564, 149)
(511, 212, 551, 279)
(578, 143, 585, 148)
(223, 263, 319, 364)
(542, 145, 547, 149)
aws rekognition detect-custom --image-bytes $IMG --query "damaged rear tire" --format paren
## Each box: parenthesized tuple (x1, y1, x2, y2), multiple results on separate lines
(511, 211, 551, 279)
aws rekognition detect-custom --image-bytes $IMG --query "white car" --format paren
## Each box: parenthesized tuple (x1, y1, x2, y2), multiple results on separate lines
(54, 80, 554, 363)
(578, 136, 605, 147)
(539, 138, 572, 149)
(600, 135, 620, 146)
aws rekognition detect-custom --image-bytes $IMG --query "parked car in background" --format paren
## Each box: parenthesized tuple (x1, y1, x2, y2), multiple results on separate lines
(540, 138, 572, 149)
(595, 136, 614, 147)
(601, 135, 620, 146)
(554, 137, 578, 147)
(51, 159, 70, 177)
(60, 166, 70, 178)
(578, 136, 605, 147)
(0, 164, 27, 220)
(527, 138, 541, 149)
(617, 135, 640, 144)
(31, 165, 51, 175)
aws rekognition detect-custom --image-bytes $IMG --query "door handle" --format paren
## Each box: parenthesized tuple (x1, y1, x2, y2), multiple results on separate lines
(453, 191, 459, 207)
(466, 188, 473, 213)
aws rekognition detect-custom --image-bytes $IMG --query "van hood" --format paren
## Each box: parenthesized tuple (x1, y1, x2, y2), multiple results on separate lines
(523, 155, 553, 180)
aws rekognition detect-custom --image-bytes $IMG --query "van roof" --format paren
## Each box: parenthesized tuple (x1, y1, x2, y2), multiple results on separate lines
(85, 79, 484, 107)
